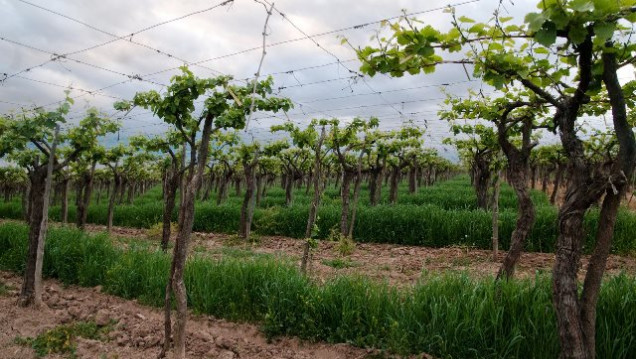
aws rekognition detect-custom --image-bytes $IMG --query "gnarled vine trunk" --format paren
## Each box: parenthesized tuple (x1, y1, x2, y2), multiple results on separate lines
(339, 170, 354, 235)
(388, 165, 400, 204)
(76, 161, 97, 230)
(472, 153, 491, 210)
(496, 166, 534, 279)
(368, 167, 383, 206)
(161, 117, 214, 359)
(301, 127, 326, 273)
(408, 165, 417, 194)
(550, 164, 564, 205)
(347, 153, 364, 237)
(239, 158, 257, 239)
(162, 168, 180, 252)
(20, 126, 59, 307)
(284, 172, 294, 207)
(551, 45, 636, 359)
(491, 171, 500, 261)
(20, 167, 47, 307)
(496, 113, 535, 280)
(255, 174, 264, 207)
(60, 176, 69, 224)
(216, 171, 231, 205)
(107, 172, 121, 233)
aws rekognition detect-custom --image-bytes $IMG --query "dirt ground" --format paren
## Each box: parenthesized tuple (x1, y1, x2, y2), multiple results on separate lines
(3, 218, 635, 285)
(0, 271, 391, 359)
(83, 223, 636, 285)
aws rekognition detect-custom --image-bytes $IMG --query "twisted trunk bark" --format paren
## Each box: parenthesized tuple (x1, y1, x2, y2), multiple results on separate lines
(239, 160, 257, 239)
(549, 38, 634, 359)
(118, 177, 127, 204)
(473, 155, 491, 210)
(496, 168, 534, 279)
(255, 174, 264, 207)
(60, 177, 69, 224)
(22, 182, 30, 222)
(261, 175, 270, 202)
(107, 173, 121, 233)
(550, 164, 564, 205)
(20, 168, 47, 307)
(579, 187, 623, 357)
(20, 126, 59, 307)
(493, 106, 536, 280)
(491, 172, 500, 262)
(579, 53, 636, 343)
(284, 173, 294, 207)
(126, 181, 135, 204)
(162, 170, 180, 252)
(234, 178, 242, 196)
(530, 165, 537, 189)
(347, 154, 364, 238)
(76, 161, 97, 230)
(408, 166, 417, 194)
(202, 171, 214, 201)
(301, 128, 326, 273)
(368, 168, 382, 206)
(553, 186, 594, 358)
(163, 117, 214, 359)
(95, 183, 102, 205)
(388, 166, 399, 204)
(339, 170, 354, 235)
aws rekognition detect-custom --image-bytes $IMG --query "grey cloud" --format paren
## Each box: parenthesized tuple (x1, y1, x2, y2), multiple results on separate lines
(1, 0, 542, 158)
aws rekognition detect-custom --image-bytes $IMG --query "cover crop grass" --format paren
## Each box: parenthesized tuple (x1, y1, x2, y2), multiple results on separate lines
(1, 176, 635, 254)
(0, 222, 635, 358)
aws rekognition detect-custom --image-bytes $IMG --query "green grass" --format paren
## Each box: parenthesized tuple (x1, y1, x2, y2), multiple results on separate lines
(322, 258, 360, 269)
(1, 175, 636, 254)
(0, 281, 12, 296)
(213, 247, 260, 259)
(14, 320, 115, 358)
(1, 222, 635, 358)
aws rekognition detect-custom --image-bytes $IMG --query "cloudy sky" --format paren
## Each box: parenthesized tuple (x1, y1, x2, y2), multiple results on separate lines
(1, 0, 631, 160)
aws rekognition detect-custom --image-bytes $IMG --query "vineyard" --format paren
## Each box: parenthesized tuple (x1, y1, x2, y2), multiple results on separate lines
(1, 0, 636, 358)
(1, 175, 636, 253)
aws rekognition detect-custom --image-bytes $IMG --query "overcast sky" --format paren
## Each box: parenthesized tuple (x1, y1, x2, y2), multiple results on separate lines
(1, 0, 632, 161)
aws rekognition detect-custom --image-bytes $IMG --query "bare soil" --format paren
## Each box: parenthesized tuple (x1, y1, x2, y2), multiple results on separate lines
(83, 223, 636, 285)
(0, 271, 384, 359)
(3, 218, 635, 285)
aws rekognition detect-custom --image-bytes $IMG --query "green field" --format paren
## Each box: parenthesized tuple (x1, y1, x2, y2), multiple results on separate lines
(2, 175, 636, 254)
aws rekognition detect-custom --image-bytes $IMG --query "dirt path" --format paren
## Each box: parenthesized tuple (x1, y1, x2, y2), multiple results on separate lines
(81, 223, 636, 285)
(3, 219, 635, 286)
(0, 272, 384, 359)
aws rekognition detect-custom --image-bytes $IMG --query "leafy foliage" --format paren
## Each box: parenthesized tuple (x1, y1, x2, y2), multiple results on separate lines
(15, 321, 115, 358)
